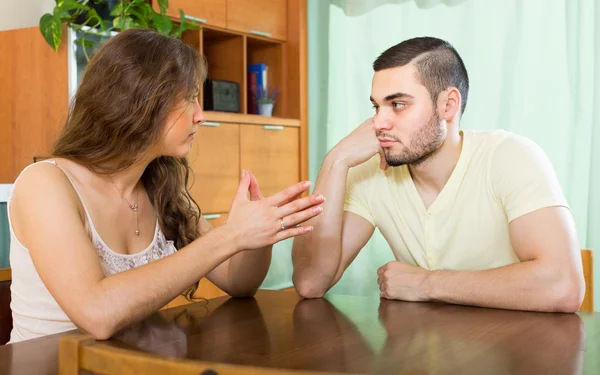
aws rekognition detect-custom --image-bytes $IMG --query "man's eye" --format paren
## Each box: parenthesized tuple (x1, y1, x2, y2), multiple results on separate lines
(392, 102, 405, 109)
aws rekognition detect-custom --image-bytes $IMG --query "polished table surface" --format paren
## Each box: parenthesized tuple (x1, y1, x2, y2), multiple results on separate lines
(1, 289, 600, 374)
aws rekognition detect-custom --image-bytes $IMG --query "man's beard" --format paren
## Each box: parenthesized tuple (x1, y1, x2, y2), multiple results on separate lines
(378, 112, 445, 167)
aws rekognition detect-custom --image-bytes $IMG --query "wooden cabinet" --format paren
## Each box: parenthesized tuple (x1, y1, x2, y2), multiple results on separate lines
(189, 122, 301, 211)
(155, 0, 227, 29)
(240, 125, 300, 198)
(227, 0, 287, 40)
(0, 27, 68, 182)
(188, 123, 240, 214)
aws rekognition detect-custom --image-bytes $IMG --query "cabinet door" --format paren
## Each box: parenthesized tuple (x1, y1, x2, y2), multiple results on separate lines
(240, 125, 299, 198)
(188, 123, 239, 214)
(227, 0, 287, 40)
(0, 27, 67, 182)
(156, 0, 227, 29)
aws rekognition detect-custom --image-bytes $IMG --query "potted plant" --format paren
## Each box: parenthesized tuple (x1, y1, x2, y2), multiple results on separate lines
(39, 0, 199, 59)
(256, 87, 279, 117)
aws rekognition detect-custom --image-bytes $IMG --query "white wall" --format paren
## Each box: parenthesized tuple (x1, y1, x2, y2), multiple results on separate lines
(0, 0, 54, 32)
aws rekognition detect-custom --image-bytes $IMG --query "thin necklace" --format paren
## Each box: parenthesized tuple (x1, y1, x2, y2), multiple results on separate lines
(110, 176, 141, 236)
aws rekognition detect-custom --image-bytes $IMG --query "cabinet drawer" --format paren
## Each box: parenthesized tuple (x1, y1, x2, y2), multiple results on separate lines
(240, 125, 299, 198)
(188, 123, 239, 213)
(227, 0, 287, 40)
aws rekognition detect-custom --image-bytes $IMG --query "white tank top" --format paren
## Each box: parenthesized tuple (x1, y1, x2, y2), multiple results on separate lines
(7, 160, 177, 343)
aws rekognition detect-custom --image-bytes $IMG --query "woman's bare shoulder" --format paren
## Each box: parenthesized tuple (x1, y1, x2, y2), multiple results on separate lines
(10, 160, 83, 218)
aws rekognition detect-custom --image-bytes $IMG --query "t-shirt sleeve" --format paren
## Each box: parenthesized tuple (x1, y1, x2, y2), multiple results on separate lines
(343, 155, 378, 226)
(489, 133, 569, 223)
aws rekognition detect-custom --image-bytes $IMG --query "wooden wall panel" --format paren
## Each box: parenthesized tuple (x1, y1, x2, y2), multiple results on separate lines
(0, 26, 68, 183)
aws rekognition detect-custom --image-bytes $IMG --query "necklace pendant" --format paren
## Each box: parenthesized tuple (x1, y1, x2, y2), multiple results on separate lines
(135, 228, 140, 236)
(131, 204, 138, 212)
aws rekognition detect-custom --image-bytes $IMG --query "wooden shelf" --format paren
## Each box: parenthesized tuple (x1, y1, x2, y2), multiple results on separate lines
(203, 111, 300, 127)
(202, 28, 246, 113)
(246, 36, 285, 116)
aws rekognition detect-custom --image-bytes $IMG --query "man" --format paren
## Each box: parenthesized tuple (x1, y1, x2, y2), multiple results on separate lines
(292, 37, 584, 312)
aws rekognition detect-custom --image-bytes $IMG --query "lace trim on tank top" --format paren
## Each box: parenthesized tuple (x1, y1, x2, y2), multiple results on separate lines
(94, 229, 177, 276)
(42, 160, 178, 276)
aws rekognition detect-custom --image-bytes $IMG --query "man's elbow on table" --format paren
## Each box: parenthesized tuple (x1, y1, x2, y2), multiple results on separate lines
(293, 275, 329, 299)
(546, 269, 585, 313)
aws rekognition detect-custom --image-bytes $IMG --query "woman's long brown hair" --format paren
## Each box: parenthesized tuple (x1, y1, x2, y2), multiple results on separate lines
(52, 29, 207, 298)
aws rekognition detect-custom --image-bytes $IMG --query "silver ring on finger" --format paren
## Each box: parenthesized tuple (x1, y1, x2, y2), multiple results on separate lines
(279, 218, 287, 230)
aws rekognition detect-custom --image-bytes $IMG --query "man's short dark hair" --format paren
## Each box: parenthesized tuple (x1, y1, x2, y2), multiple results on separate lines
(373, 37, 469, 115)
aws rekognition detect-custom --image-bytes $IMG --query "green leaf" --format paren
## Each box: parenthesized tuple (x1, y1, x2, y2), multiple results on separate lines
(176, 9, 187, 37)
(157, 0, 169, 15)
(109, 2, 124, 17)
(61, 0, 89, 11)
(54, 0, 89, 21)
(138, 2, 152, 19)
(127, 8, 149, 28)
(84, 8, 104, 29)
(113, 15, 139, 30)
(152, 13, 173, 35)
(40, 12, 63, 51)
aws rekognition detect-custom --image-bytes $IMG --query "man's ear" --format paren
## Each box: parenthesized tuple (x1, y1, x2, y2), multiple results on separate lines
(437, 87, 461, 122)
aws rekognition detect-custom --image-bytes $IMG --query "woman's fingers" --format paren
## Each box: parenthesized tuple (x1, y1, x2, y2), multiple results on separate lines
(277, 190, 304, 207)
(247, 171, 264, 200)
(266, 181, 311, 207)
(274, 225, 314, 242)
(233, 170, 252, 202)
(279, 205, 323, 230)
(276, 193, 325, 218)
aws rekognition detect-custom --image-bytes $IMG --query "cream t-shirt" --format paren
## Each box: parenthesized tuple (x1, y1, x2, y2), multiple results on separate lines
(344, 129, 568, 271)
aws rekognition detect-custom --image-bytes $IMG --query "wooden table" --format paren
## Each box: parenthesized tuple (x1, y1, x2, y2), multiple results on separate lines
(1, 289, 599, 374)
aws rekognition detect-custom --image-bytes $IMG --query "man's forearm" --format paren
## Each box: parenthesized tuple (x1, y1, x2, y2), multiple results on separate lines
(423, 260, 584, 312)
(292, 152, 349, 295)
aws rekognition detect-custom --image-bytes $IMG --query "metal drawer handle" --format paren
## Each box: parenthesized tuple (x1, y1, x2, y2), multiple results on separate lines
(203, 214, 222, 220)
(201, 121, 220, 127)
(250, 30, 271, 38)
(263, 125, 284, 130)
(186, 16, 207, 24)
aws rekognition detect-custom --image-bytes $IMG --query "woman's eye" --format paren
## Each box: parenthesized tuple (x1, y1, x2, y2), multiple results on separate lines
(392, 102, 405, 109)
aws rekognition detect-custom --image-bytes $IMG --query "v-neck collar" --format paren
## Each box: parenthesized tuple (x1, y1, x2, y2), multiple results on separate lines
(399, 130, 472, 215)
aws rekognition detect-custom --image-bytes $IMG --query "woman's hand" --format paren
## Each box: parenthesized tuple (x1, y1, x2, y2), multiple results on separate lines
(225, 170, 325, 251)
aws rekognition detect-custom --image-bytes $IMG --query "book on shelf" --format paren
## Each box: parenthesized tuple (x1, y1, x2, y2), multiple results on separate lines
(247, 63, 268, 114)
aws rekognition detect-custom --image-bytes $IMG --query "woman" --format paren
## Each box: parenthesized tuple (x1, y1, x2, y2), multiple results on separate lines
(7, 29, 324, 342)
